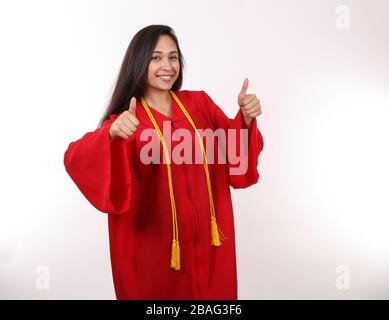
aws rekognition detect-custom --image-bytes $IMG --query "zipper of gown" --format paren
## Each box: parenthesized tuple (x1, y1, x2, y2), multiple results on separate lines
(171, 120, 203, 299)
(186, 166, 203, 299)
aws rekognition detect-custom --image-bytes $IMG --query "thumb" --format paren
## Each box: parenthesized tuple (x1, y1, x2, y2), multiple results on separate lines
(128, 97, 137, 116)
(240, 78, 249, 97)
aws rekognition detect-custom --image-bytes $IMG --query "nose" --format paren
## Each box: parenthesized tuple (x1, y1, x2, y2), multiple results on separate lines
(161, 57, 174, 70)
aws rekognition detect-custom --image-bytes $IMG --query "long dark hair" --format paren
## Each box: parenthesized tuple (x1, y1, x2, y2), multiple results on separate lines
(98, 25, 186, 127)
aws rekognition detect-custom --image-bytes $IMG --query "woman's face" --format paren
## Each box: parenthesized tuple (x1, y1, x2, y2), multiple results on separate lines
(146, 35, 180, 93)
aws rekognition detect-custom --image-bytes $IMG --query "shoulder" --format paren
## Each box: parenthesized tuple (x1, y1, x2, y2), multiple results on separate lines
(174, 90, 214, 113)
(175, 89, 204, 100)
(175, 89, 212, 100)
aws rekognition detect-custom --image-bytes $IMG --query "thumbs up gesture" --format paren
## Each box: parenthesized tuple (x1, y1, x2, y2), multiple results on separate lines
(238, 78, 262, 127)
(109, 97, 140, 141)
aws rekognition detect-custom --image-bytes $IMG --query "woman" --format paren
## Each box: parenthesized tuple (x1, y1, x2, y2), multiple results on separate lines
(64, 25, 264, 300)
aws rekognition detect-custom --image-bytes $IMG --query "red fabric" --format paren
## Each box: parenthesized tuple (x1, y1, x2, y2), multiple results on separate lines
(64, 90, 264, 300)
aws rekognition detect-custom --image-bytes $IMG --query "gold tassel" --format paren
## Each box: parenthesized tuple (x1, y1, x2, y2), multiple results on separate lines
(170, 239, 181, 270)
(175, 240, 180, 270)
(211, 216, 221, 246)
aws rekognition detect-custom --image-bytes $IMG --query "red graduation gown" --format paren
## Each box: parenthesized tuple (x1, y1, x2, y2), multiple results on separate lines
(64, 90, 264, 300)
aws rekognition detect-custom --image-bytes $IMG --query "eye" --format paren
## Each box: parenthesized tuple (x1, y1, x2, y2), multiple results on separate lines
(151, 56, 178, 61)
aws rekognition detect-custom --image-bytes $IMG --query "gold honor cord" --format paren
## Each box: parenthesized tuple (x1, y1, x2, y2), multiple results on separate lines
(169, 91, 228, 245)
(140, 98, 180, 271)
(140, 91, 227, 271)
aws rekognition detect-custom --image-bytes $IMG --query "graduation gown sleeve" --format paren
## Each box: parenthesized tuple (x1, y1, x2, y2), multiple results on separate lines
(199, 90, 264, 189)
(63, 114, 134, 214)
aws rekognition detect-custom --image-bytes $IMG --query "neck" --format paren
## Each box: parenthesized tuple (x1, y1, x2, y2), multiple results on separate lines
(144, 88, 171, 107)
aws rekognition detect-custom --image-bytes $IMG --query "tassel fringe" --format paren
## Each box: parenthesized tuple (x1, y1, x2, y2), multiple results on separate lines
(170, 239, 181, 270)
(211, 216, 221, 246)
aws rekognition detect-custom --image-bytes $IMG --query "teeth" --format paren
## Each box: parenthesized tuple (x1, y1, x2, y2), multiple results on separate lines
(157, 75, 172, 80)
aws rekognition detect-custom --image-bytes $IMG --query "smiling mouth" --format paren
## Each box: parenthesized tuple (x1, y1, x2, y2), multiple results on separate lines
(157, 75, 174, 81)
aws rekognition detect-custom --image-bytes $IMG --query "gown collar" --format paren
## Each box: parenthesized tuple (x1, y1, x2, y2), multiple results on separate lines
(139, 91, 186, 124)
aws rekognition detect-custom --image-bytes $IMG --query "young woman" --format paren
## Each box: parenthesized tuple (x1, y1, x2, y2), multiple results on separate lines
(64, 25, 263, 300)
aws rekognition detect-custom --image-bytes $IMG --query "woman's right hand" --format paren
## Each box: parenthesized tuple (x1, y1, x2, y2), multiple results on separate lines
(109, 97, 140, 141)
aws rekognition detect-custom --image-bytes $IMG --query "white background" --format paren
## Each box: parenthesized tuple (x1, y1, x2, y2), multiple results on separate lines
(0, 0, 388, 299)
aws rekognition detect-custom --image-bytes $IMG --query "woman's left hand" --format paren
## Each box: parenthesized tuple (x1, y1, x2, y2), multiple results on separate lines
(237, 78, 262, 127)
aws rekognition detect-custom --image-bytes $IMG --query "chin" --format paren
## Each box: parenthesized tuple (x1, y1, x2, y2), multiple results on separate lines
(158, 83, 174, 90)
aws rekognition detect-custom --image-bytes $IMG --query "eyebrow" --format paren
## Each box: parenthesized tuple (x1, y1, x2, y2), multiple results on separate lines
(152, 51, 178, 54)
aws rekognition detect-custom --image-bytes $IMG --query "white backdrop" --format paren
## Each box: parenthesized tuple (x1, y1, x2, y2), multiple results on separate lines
(0, 0, 388, 299)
